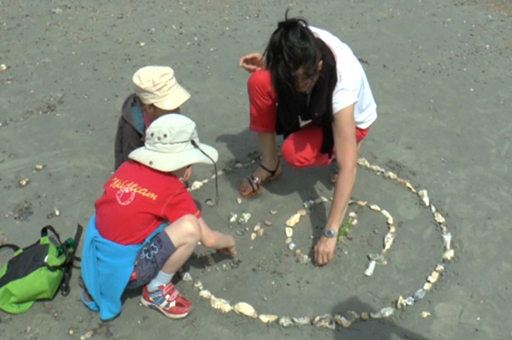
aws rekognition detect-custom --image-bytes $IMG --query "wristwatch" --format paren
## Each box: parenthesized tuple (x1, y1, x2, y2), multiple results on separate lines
(323, 228, 337, 238)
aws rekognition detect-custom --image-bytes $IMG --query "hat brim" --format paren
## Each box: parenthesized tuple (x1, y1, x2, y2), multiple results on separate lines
(128, 142, 218, 172)
(153, 85, 191, 111)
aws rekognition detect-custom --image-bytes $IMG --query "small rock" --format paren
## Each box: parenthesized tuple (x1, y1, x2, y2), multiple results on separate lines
(279, 316, 293, 328)
(51, 8, 63, 14)
(361, 312, 369, 321)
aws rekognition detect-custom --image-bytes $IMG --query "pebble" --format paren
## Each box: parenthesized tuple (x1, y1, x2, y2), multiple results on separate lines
(0, 64, 6, 71)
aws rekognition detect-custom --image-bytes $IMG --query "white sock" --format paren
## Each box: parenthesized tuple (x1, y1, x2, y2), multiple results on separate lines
(147, 271, 174, 292)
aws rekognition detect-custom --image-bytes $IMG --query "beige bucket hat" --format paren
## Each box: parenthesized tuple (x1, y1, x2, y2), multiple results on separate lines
(132, 66, 191, 111)
(128, 114, 218, 172)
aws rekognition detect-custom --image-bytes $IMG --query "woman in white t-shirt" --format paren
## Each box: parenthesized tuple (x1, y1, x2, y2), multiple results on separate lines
(238, 15, 377, 266)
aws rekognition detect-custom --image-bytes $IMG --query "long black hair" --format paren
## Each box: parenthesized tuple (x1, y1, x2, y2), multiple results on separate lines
(263, 11, 323, 96)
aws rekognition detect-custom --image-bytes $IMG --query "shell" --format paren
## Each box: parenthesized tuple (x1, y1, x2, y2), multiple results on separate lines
(369, 204, 381, 212)
(421, 311, 431, 318)
(348, 211, 357, 219)
(205, 199, 214, 207)
(264, 220, 272, 226)
(423, 282, 433, 291)
(237, 198, 242, 204)
(382, 232, 396, 253)
(279, 316, 294, 328)
(242, 212, 251, 222)
(303, 200, 315, 209)
(312, 314, 335, 330)
(405, 297, 415, 306)
(0, 64, 7, 71)
(294, 249, 302, 256)
(210, 297, 232, 313)
(259, 314, 279, 324)
(385, 171, 398, 180)
(381, 210, 392, 220)
(351, 219, 358, 226)
(368, 253, 387, 265)
(356, 200, 368, 206)
(190, 181, 203, 190)
(418, 190, 430, 207)
(360, 312, 370, 321)
(434, 212, 446, 224)
(442, 233, 452, 251)
(387, 217, 394, 225)
(233, 302, 258, 318)
(297, 209, 307, 216)
(396, 296, 407, 309)
(364, 260, 376, 276)
(193, 281, 203, 290)
(370, 307, 395, 319)
(286, 213, 301, 227)
(229, 213, 238, 223)
(34, 164, 45, 171)
(254, 224, 261, 232)
(334, 315, 352, 328)
(18, 178, 30, 187)
(292, 316, 311, 326)
(406, 182, 417, 193)
(285, 237, 293, 245)
(288, 242, 297, 251)
(80, 331, 94, 340)
(270, 210, 277, 215)
(430, 204, 437, 214)
(250, 233, 257, 241)
(199, 290, 213, 299)
(298, 254, 311, 265)
(435, 264, 445, 272)
(181, 272, 192, 282)
(345, 311, 359, 323)
(442, 249, 455, 261)
(314, 196, 329, 204)
(285, 227, 293, 237)
(257, 228, 265, 237)
(357, 157, 370, 167)
(413, 288, 426, 301)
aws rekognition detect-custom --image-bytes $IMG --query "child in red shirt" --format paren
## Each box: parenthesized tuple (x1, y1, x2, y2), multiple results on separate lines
(83, 114, 235, 320)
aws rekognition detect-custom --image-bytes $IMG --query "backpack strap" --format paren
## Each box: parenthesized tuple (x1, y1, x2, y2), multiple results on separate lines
(60, 224, 84, 297)
(0, 244, 20, 252)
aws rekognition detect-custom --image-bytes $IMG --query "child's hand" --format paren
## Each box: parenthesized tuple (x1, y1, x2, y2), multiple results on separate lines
(220, 235, 236, 257)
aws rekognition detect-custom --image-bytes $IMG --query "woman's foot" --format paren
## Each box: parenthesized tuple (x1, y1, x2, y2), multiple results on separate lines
(239, 159, 282, 198)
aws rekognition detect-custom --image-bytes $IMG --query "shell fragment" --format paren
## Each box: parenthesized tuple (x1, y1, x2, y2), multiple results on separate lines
(259, 314, 279, 324)
(285, 227, 293, 237)
(364, 260, 376, 276)
(233, 302, 258, 318)
(286, 213, 301, 227)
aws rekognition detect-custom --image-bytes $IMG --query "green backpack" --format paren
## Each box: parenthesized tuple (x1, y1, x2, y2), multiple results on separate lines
(0, 225, 82, 314)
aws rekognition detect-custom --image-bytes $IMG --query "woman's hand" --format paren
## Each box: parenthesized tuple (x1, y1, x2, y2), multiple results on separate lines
(314, 236, 337, 266)
(239, 53, 264, 72)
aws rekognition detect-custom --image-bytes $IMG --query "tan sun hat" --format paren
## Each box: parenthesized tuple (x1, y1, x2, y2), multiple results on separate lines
(128, 114, 218, 172)
(132, 66, 191, 111)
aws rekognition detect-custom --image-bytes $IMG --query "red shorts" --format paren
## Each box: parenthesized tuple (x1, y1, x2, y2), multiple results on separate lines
(247, 70, 370, 168)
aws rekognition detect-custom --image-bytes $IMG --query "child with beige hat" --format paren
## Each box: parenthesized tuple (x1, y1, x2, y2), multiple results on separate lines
(81, 114, 236, 321)
(114, 65, 191, 169)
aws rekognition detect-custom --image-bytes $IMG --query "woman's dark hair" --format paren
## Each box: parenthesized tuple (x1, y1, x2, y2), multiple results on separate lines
(263, 10, 322, 93)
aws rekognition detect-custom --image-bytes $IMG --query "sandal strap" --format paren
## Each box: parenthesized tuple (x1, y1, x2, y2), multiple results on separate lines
(259, 158, 280, 177)
(246, 175, 261, 192)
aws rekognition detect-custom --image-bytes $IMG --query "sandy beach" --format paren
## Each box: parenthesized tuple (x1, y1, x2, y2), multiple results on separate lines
(1, 0, 511, 339)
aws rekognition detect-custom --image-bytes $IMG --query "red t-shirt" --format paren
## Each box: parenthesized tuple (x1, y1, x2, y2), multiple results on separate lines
(95, 161, 201, 245)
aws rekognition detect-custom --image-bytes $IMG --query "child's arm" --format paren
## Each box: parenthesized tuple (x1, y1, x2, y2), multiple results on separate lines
(197, 217, 236, 256)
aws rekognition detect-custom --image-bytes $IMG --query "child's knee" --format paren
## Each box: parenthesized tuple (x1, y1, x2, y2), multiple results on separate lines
(168, 214, 201, 243)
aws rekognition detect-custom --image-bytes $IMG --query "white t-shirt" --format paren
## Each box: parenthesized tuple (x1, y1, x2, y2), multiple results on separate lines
(310, 26, 377, 129)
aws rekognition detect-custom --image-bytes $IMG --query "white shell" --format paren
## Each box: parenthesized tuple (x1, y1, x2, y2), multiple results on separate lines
(279, 316, 294, 328)
(383, 232, 396, 253)
(418, 190, 430, 207)
(381, 209, 392, 220)
(286, 213, 301, 227)
(334, 315, 352, 328)
(254, 224, 261, 232)
(259, 314, 279, 323)
(435, 264, 445, 272)
(368, 253, 387, 265)
(357, 157, 370, 167)
(442, 232, 452, 251)
(303, 200, 315, 209)
(385, 171, 398, 180)
(233, 302, 258, 318)
(434, 212, 446, 224)
(229, 213, 238, 223)
(421, 311, 431, 318)
(193, 281, 203, 290)
(292, 316, 311, 326)
(423, 282, 433, 291)
(442, 249, 455, 261)
(257, 228, 265, 237)
(427, 271, 440, 283)
(250, 233, 257, 241)
(199, 290, 212, 299)
(190, 181, 203, 190)
(348, 211, 357, 219)
(285, 237, 292, 245)
(396, 296, 407, 309)
(356, 200, 368, 206)
(298, 254, 311, 265)
(237, 198, 242, 204)
(369, 204, 381, 212)
(370, 307, 395, 319)
(364, 260, 376, 276)
(181, 272, 192, 282)
(312, 314, 335, 330)
(406, 182, 417, 193)
(314, 196, 329, 204)
(285, 227, 293, 237)
(351, 219, 358, 226)
(210, 297, 232, 313)
(288, 242, 297, 251)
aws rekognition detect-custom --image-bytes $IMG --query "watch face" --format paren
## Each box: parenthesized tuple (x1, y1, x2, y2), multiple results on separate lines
(324, 228, 336, 238)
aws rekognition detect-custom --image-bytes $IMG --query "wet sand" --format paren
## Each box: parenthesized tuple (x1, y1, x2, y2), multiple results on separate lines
(1, 0, 511, 339)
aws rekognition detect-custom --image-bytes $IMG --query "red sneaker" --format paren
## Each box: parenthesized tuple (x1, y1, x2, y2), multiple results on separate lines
(141, 283, 192, 319)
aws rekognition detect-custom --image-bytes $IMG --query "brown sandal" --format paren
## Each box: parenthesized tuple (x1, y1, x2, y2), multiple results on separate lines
(240, 159, 281, 198)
